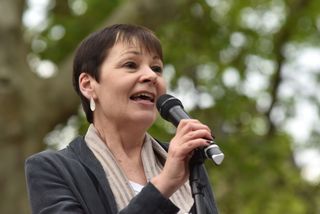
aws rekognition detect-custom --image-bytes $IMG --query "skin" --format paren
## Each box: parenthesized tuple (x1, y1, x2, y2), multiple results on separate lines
(79, 40, 213, 199)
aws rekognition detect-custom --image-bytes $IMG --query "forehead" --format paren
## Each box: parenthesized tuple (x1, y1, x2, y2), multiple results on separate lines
(113, 31, 162, 57)
(109, 39, 161, 59)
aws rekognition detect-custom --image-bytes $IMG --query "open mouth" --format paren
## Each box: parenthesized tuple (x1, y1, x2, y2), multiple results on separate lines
(130, 92, 155, 103)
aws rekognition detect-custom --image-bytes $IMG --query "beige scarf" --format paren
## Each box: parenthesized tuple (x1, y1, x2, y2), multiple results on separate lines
(85, 124, 194, 213)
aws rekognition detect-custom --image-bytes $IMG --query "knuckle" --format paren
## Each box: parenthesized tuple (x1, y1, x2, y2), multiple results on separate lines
(186, 142, 193, 149)
(179, 119, 189, 124)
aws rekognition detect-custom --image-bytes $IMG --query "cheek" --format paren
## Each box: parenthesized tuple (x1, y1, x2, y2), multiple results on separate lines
(158, 79, 167, 94)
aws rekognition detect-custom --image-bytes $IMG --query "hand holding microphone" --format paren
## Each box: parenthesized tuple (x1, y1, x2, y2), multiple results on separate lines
(156, 94, 224, 165)
(151, 94, 224, 199)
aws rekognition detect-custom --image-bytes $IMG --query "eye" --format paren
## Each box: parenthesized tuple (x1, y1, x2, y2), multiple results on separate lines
(151, 66, 163, 73)
(124, 61, 138, 69)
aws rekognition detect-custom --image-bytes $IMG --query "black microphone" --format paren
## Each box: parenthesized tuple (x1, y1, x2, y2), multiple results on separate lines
(156, 94, 224, 165)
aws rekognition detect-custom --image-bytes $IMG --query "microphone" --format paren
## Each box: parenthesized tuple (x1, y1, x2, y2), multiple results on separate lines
(156, 94, 224, 165)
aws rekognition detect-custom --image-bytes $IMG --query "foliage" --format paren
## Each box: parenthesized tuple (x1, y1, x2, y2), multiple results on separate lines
(31, 0, 123, 63)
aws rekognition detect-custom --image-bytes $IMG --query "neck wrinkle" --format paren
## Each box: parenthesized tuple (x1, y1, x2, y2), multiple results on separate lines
(93, 120, 145, 149)
(92, 123, 146, 162)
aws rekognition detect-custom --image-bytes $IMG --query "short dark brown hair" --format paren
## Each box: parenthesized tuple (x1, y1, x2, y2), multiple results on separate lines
(73, 24, 163, 123)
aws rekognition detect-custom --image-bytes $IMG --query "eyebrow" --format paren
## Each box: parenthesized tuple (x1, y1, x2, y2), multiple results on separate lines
(120, 50, 141, 57)
(120, 50, 161, 61)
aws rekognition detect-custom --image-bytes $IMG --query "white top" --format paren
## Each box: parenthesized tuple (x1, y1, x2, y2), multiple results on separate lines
(129, 181, 145, 195)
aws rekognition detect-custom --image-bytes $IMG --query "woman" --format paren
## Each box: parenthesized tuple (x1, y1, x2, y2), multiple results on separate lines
(25, 24, 218, 214)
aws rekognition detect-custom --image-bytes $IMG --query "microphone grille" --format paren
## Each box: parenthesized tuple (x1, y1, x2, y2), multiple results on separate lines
(156, 94, 184, 120)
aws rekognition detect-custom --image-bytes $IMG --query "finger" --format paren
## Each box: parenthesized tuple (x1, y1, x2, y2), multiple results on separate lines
(177, 120, 212, 135)
(183, 129, 213, 142)
(178, 138, 210, 156)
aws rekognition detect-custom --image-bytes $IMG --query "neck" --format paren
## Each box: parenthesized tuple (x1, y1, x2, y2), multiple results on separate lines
(92, 119, 148, 158)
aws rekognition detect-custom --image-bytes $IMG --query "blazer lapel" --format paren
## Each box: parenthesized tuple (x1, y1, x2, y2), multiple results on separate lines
(69, 137, 118, 213)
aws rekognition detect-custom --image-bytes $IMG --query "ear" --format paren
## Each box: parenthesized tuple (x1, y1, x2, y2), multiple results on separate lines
(79, 73, 97, 99)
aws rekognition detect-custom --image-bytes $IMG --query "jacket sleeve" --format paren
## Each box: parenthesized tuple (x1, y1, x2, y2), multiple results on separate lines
(25, 152, 86, 214)
(119, 183, 179, 214)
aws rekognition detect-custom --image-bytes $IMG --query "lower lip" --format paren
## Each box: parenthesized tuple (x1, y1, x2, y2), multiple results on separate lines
(130, 99, 155, 107)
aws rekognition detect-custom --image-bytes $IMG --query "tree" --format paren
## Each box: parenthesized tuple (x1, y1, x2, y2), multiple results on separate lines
(1, 0, 319, 213)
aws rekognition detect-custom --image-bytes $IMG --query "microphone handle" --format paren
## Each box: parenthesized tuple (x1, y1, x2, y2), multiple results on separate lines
(168, 106, 191, 127)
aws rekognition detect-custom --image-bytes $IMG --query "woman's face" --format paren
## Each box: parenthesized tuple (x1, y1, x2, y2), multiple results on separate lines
(92, 41, 166, 128)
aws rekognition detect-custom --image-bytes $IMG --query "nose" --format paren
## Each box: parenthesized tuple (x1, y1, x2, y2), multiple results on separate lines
(140, 66, 158, 84)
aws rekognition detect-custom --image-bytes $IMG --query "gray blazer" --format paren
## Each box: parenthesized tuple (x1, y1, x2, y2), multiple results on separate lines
(25, 137, 218, 214)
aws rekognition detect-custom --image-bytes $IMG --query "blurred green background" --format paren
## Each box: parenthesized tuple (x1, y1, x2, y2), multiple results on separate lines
(1, 0, 320, 213)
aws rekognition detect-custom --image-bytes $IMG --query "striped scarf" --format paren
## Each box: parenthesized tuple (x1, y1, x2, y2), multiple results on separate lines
(85, 124, 194, 213)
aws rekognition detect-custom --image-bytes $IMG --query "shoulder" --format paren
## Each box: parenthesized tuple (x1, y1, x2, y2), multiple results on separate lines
(26, 147, 67, 160)
(25, 137, 84, 172)
(25, 149, 66, 169)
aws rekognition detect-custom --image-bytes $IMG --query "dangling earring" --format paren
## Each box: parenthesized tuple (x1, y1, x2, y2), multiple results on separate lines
(90, 97, 96, 112)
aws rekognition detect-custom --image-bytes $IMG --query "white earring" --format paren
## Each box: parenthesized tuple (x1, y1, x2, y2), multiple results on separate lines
(90, 97, 96, 112)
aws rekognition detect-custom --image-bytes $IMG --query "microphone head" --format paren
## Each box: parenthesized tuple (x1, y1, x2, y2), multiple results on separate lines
(156, 94, 184, 120)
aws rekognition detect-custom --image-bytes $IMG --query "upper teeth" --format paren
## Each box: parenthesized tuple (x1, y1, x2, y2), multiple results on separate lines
(133, 92, 154, 100)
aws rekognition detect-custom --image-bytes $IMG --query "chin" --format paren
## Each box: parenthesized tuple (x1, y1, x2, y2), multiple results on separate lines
(134, 113, 156, 127)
